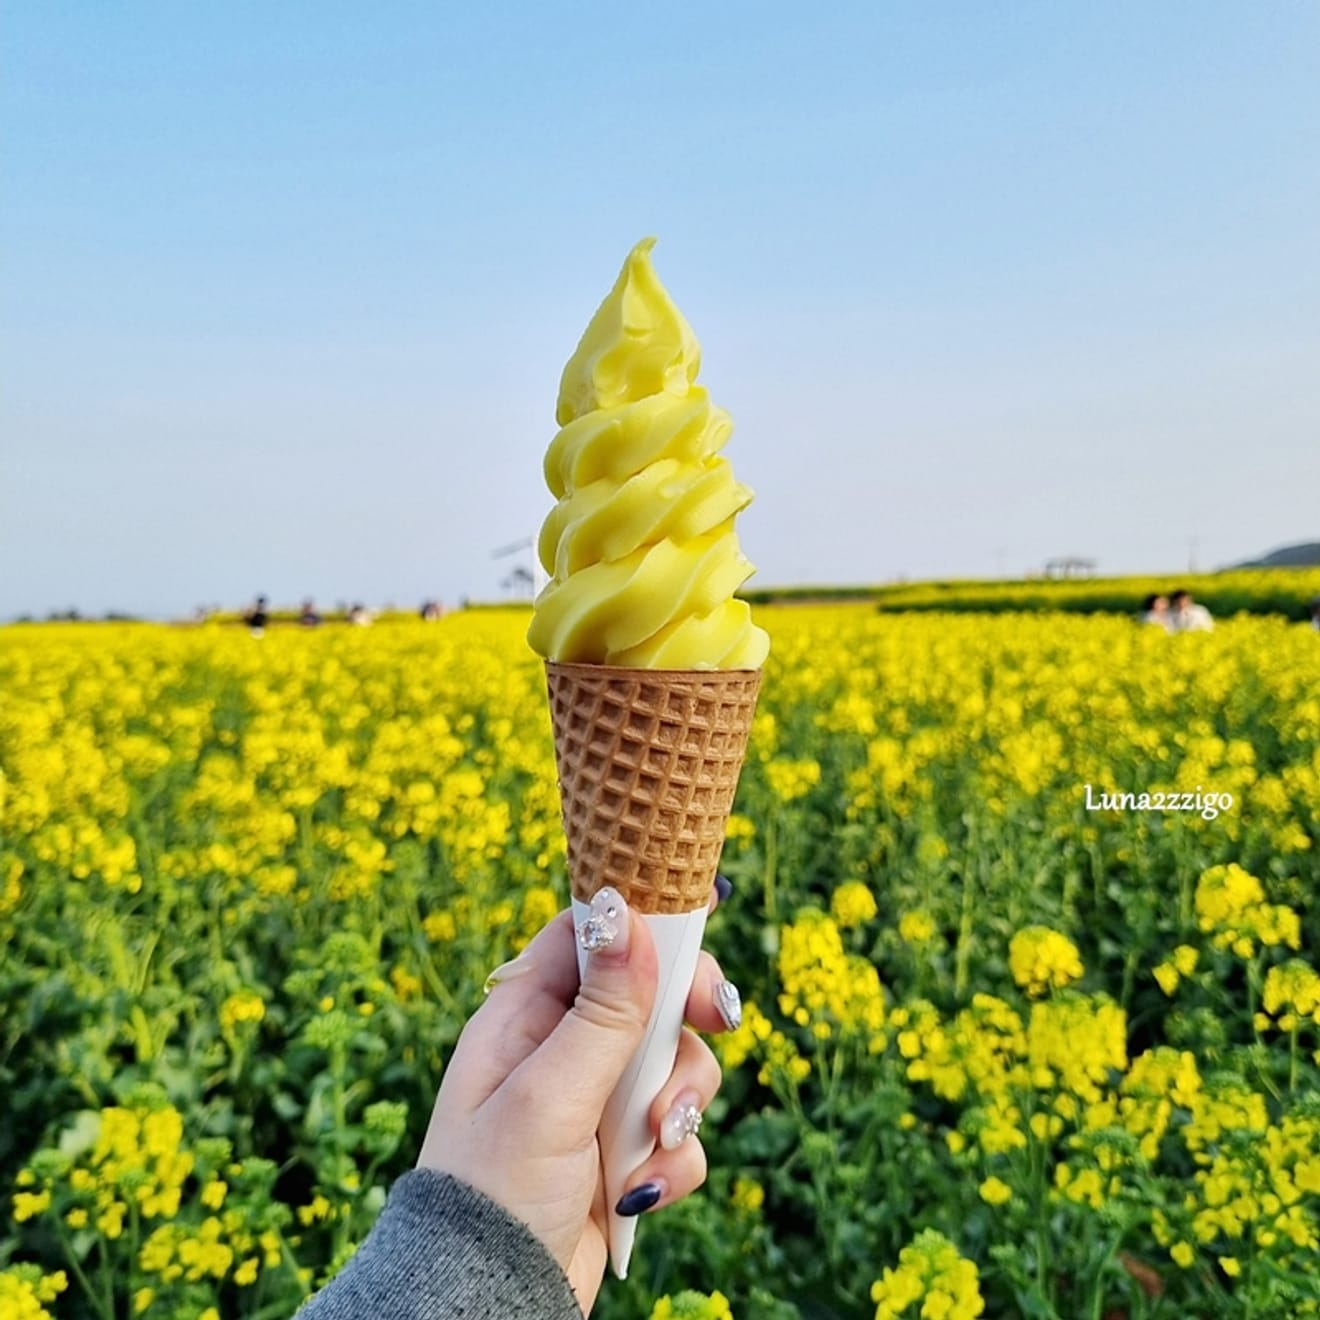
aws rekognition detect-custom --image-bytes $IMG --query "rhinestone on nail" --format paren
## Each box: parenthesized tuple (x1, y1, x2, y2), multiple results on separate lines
(576, 913, 616, 952)
(662, 1100, 705, 1149)
(680, 1104, 703, 1138)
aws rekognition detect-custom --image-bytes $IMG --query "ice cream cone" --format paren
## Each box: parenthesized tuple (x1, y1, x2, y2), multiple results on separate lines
(547, 660, 760, 1277)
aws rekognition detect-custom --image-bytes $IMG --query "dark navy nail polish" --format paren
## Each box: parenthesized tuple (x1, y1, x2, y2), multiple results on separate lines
(615, 1183, 663, 1217)
(714, 873, 733, 903)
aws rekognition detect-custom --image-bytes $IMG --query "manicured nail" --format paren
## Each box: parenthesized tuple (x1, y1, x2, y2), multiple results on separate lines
(660, 1090, 704, 1151)
(714, 979, 742, 1031)
(577, 887, 629, 956)
(482, 955, 532, 995)
(714, 873, 733, 903)
(615, 1182, 663, 1216)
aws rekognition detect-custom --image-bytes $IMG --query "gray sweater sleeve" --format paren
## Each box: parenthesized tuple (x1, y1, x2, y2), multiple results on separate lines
(296, 1169, 584, 1319)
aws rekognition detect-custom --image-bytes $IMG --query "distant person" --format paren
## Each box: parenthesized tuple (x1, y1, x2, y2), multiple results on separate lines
(348, 603, 373, 627)
(1169, 589, 1214, 633)
(245, 595, 269, 636)
(300, 599, 322, 628)
(1310, 595, 1320, 632)
(420, 599, 444, 622)
(1138, 593, 1171, 630)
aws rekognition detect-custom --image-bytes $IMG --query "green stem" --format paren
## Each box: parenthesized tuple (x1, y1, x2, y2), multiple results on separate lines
(954, 864, 976, 1000)
(1032, 1123, 1054, 1310)
(1088, 1235, 1123, 1320)
(96, 1226, 116, 1319)
(52, 1223, 115, 1320)
(331, 1041, 350, 1259)
(1119, 945, 1141, 1014)
(764, 815, 779, 921)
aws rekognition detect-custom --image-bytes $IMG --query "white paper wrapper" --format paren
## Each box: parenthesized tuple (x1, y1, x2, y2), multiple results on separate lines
(572, 898, 709, 1279)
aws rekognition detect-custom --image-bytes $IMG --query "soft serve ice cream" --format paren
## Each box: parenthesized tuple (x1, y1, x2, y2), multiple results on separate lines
(527, 238, 769, 670)
(530, 240, 768, 1279)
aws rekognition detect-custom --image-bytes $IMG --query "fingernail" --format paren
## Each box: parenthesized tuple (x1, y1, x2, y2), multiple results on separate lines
(482, 955, 532, 995)
(615, 1182, 663, 1216)
(576, 887, 629, 956)
(714, 873, 733, 903)
(714, 979, 742, 1031)
(660, 1090, 704, 1151)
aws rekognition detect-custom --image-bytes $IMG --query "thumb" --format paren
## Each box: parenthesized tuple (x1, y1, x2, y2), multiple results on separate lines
(523, 888, 658, 1121)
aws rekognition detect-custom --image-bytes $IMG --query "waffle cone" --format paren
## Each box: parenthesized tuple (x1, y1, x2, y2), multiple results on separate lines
(546, 661, 761, 915)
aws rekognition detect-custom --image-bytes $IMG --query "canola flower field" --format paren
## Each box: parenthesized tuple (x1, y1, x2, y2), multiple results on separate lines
(2, 607, 1319, 1320)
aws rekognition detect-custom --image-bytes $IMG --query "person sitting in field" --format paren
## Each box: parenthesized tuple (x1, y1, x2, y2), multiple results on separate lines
(244, 595, 269, 636)
(1168, 589, 1213, 633)
(1138, 593, 1171, 630)
(299, 599, 322, 628)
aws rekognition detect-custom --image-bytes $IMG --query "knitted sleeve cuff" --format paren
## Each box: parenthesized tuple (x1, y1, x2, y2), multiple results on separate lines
(297, 1168, 583, 1319)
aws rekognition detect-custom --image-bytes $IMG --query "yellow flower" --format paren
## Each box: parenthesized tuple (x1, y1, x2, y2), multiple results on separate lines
(899, 911, 938, 944)
(0, 1266, 69, 1320)
(831, 880, 878, 929)
(870, 1229, 985, 1319)
(219, 991, 266, 1032)
(1219, 1256, 1241, 1277)
(979, 1177, 1012, 1206)
(12, 1190, 51, 1222)
(776, 909, 886, 1049)
(765, 757, 821, 803)
(423, 911, 457, 943)
(1153, 961, 1181, 996)
(1008, 927, 1084, 998)
(649, 1290, 734, 1319)
(1171, 1242, 1195, 1268)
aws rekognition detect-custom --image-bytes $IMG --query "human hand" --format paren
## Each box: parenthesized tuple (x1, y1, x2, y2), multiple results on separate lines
(416, 886, 737, 1314)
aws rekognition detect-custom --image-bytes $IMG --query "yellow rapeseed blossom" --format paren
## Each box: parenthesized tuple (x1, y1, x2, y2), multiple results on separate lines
(1153, 944, 1199, 995)
(764, 757, 821, 803)
(649, 1290, 734, 1320)
(1262, 960, 1320, 1024)
(12, 1191, 51, 1223)
(830, 880, 878, 929)
(777, 910, 886, 1049)
(898, 910, 938, 944)
(731, 1178, 765, 1213)
(1194, 863, 1301, 955)
(870, 1229, 985, 1320)
(1008, 926, 1084, 998)
(4, 606, 1319, 1318)
(0, 1265, 68, 1320)
(219, 992, 266, 1032)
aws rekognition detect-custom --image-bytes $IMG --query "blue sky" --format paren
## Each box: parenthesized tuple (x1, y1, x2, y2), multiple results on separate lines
(3, 1, 1317, 618)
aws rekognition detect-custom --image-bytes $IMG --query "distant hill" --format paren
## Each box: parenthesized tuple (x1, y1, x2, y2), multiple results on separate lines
(1229, 541, 1320, 569)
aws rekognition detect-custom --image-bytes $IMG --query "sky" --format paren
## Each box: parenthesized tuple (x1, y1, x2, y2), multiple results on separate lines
(3, 1, 1318, 619)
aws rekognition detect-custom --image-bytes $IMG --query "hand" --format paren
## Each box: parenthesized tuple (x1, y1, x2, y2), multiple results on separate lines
(416, 886, 735, 1314)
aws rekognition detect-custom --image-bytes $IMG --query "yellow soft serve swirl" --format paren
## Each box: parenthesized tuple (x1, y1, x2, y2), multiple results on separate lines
(527, 238, 770, 669)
